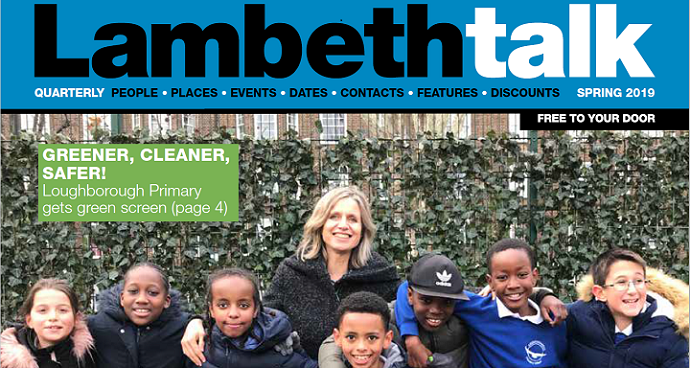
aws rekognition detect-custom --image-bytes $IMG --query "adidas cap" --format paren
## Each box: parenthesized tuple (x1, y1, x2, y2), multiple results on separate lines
(408, 253, 469, 300)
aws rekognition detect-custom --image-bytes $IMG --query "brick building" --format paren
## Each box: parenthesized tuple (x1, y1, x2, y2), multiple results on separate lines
(1, 113, 673, 140)
(2, 113, 514, 140)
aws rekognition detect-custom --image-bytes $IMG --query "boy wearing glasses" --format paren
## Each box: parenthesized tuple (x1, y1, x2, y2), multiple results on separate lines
(568, 248, 689, 368)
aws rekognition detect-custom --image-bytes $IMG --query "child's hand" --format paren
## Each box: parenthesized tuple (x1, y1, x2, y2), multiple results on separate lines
(540, 295, 568, 326)
(181, 319, 206, 366)
(405, 335, 432, 368)
(477, 285, 494, 299)
(427, 353, 455, 368)
(274, 331, 300, 356)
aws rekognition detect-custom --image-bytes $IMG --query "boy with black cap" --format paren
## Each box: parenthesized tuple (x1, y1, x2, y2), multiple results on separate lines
(396, 239, 568, 368)
(402, 253, 470, 368)
(320, 253, 471, 368)
(321, 251, 561, 368)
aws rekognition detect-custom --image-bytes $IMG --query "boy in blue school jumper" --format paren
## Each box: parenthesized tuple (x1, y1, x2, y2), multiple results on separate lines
(395, 239, 568, 368)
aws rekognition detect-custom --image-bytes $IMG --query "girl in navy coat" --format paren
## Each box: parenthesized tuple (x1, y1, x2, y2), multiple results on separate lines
(188, 268, 317, 368)
(87, 262, 191, 368)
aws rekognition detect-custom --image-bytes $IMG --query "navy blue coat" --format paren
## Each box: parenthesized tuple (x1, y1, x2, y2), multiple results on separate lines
(193, 308, 317, 368)
(87, 284, 190, 368)
(567, 295, 689, 368)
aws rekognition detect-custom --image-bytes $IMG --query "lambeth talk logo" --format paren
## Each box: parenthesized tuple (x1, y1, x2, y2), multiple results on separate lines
(525, 340, 547, 365)
(435, 270, 452, 287)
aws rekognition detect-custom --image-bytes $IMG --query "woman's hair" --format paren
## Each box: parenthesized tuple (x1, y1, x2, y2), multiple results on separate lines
(296, 186, 376, 268)
(123, 262, 170, 295)
(19, 278, 80, 319)
(205, 268, 263, 346)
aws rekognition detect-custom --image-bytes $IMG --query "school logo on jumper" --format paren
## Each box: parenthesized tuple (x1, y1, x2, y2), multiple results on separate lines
(525, 340, 547, 365)
(435, 270, 452, 287)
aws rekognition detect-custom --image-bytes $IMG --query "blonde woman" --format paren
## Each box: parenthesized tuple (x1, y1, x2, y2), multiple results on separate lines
(182, 186, 399, 363)
(263, 186, 399, 358)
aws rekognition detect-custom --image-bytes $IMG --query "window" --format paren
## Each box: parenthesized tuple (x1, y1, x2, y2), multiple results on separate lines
(83, 114, 111, 140)
(325, 173, 350, 192)
(132, 114, 142, 131)
(287, 113, 299, 133)
(461, 114, 472, 138)
(567, 130, 587, 139)
(148, 114, 172, 136)
(452, 172, 468, 200)
(182, 114, 196, 135)
(236, 114, 245, 138)
(642, 130, 664, 138)
(254, 114, 277, 140)
(377, 114, 385, 128)
(19, 114, 51, 135)
(613, 131, 665, 138)
(442, 114, 472, 138)
(319, 113, 346, 142)
(508, 114, 529, 139)
(508, 163, 529, 199)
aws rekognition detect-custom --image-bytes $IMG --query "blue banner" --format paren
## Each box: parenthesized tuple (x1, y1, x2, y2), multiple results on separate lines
(2, 0, 687, 110)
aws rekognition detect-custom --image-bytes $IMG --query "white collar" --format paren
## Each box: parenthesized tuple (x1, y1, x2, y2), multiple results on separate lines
(614, 297, 653, 335)
(615, 323, 633, 336)
(495, 297, 544, 324)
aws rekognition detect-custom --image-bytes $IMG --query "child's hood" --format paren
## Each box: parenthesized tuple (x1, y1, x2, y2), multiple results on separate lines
(254, 307, 292, 347)
(576, 267, 689, 338)
(97, 283, 185, 324)
(0, 315, 94, 368)
(380, 342, 408, 368)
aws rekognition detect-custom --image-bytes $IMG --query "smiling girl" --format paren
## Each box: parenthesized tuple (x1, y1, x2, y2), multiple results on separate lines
(0, 278, 96, 368)
(87, 262, 191, 368)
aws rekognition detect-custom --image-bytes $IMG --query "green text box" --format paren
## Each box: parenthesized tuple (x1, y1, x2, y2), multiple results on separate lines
(38, 144, 239, 221)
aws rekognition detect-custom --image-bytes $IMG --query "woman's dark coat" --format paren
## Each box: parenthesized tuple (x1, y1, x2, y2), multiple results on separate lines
(263, 252, 400, 358)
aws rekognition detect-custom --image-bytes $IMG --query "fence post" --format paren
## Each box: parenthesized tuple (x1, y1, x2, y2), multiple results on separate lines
(528, 130, 538, 244)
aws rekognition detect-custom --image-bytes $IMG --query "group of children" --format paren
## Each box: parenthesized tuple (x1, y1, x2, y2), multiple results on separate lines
(1, 263, 315, 368)
(327, 240, 688, 368)
(1, 240, 688, 368)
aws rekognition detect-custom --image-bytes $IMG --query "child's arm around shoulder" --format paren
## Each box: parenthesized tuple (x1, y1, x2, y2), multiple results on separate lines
(394, 281, 420, 337)
(394, 281, 456, 368)
(319, 334, 347, 368)
(181, 317, 207, 366)
(395, 281, 480, 337)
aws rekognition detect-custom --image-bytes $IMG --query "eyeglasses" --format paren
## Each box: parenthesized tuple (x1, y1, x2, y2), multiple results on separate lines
(602, 279, 650, 292)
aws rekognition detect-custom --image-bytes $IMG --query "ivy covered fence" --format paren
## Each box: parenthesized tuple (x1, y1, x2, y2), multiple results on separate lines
(2, 129, 687, 323)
